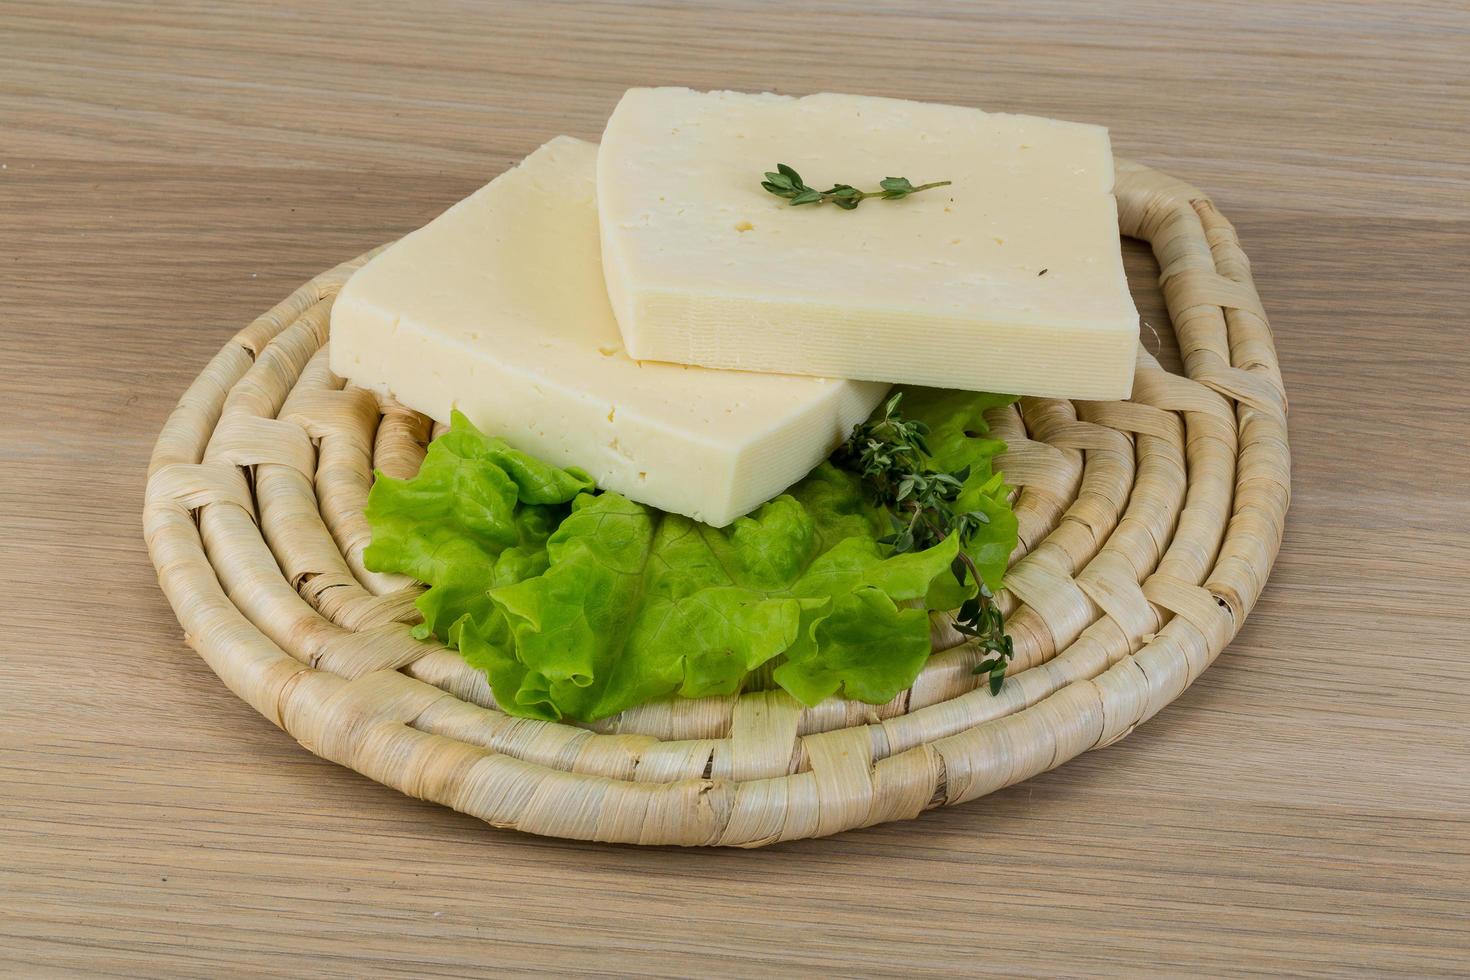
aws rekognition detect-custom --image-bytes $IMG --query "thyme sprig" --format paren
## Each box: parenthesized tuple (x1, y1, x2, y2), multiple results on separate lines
(836, 392, 1013, 693)
(761, 163, 951, 210)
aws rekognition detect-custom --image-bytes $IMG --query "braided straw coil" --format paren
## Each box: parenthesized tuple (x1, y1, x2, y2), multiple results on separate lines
(144, 160, 1288, 846)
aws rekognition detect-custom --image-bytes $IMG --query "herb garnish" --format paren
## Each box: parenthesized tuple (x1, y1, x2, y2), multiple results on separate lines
(761, 163, 951, 211)
(836, 392, 1014, 693)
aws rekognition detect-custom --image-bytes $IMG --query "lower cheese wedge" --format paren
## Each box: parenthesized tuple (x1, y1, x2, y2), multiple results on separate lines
(597, 88, 1140, 400)
(329, 137, 887, 527)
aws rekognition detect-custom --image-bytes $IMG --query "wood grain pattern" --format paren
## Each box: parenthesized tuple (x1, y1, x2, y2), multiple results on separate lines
(2, 0, 1467, 974)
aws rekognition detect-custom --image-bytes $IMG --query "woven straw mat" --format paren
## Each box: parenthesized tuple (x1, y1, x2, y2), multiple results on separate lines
(144, 160, 1290, 847)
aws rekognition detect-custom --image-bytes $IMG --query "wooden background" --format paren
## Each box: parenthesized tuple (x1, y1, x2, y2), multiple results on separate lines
(3, 1, 1467, 975)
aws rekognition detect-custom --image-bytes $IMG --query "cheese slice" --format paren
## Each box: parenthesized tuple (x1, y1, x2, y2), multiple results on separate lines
(597, 88, 1139, 400)
(329, 137, 887, 527)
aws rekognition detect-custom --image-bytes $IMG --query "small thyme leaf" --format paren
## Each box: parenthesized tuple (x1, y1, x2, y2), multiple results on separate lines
(760, 164, 951, 210)
(834, 392, 1014, 693)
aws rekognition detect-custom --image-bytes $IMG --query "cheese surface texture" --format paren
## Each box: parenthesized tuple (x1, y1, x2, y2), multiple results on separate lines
(329, 137, 887, 527)
(598, 88, 1140, 399)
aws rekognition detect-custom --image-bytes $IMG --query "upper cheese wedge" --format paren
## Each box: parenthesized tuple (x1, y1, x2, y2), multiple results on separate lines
(329, 137, 887, 527)
(598, 88, 1140, 400)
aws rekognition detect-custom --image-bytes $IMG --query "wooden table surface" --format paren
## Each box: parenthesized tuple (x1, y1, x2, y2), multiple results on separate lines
(4, 1, 1467, 975)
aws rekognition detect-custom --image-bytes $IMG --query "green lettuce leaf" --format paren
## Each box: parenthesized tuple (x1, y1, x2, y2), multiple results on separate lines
(470, 465, 971, 720)
(363, 396, 1018, 724)
(362, 410, 593, 645)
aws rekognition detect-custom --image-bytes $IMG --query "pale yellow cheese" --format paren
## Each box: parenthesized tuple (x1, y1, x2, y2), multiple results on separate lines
(329, 137, 887, 527)
(598, 88, 1139, 399)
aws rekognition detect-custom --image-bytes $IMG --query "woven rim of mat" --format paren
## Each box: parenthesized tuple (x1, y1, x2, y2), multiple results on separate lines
(143, 160, 1289, 846)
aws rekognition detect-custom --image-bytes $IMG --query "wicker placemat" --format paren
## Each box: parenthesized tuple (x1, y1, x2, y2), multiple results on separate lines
(143, 160, 1288, 846)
